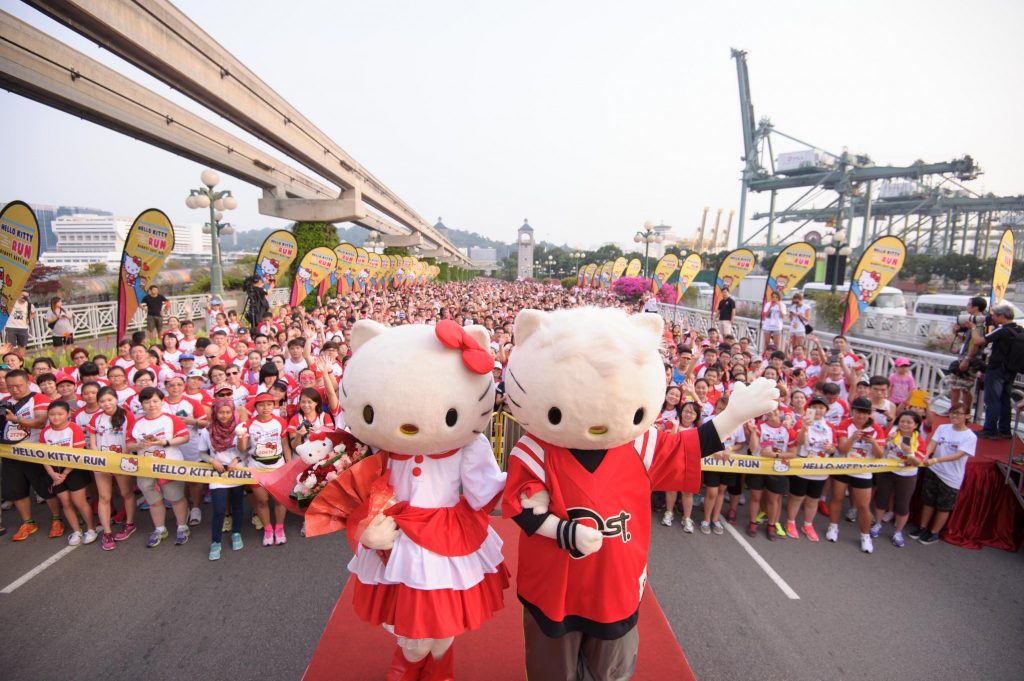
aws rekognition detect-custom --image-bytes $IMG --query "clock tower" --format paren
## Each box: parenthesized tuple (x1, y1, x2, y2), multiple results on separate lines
(517, 219, 534, 280)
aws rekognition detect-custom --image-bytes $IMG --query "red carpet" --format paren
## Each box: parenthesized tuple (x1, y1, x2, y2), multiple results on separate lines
(303, 517, 696, 681)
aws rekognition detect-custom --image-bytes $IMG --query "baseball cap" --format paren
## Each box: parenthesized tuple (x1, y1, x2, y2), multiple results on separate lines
(55, 371, 76, 385)
(894, 357, 911, 367)
(850, 397, 872, 412)
(493, 361, 502, 370)
(180, 353, 195, 361)
(252, 392, 276, 404)
(214, 385, 233, 395)
(186, 369, 205, 379)
(809, 396, 828, 408)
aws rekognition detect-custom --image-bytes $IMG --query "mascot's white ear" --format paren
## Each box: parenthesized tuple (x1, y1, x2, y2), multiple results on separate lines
(514, 309, 547, 345)
(350, 320, 388, 354)
(629, 312, 664, 341)
(464, 325, 491, 351)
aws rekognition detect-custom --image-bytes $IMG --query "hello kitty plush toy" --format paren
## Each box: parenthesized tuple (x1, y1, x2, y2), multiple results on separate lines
(293, 431, 348, 497)
(502, 307, 778, 680)
(306, 319, 507, 681)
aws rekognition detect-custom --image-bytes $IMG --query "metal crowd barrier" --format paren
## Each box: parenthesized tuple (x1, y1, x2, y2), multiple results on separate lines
(489, 410, 526, 470)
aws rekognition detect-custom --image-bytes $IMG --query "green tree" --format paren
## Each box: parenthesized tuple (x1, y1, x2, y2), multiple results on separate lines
(84, 262, 108, 277)
(289, 221, 340, 307)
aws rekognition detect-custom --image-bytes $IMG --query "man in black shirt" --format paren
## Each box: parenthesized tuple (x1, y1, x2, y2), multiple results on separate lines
(140, 285, 170, 342)
(716, 286, 737, 337)
(969, 303, 1020, 438)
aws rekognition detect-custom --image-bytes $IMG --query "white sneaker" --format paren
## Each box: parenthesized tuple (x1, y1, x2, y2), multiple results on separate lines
(696, 519, 708, 535)
(188, 507, 202, 526)
(82, 529, 98, 545)
(825, 524, 839, 543)
(738, 494, 746, 506)
(861, 534, 874, 554)
(845, 507, 858, 522)
(881, 511, 895, 523)
(660, 510, 673, 527)
(68, 531, 83, 546)
(712, 521, 725, 535)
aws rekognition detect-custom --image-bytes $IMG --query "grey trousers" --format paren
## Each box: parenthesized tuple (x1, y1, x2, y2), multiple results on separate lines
(523, 609, 639, 681)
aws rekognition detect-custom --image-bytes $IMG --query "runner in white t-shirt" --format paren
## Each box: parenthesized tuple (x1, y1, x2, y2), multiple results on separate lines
(828, 397, 884, 553)
(872, 411, 927, 548)
(912, 405, 977, 545)
(239, 393, 292, 546)
(88, 386, 139, 550)
(788, 396, 837, 541)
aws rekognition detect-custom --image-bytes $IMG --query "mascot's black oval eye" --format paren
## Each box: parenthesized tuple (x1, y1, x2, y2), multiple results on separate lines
(633, 407, 645, 425)
(445, 408, 459, 427)
(363, 405, 374, 424)
(548, 407, 562, 425)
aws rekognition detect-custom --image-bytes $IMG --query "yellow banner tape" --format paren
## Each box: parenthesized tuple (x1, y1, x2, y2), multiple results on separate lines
(0, 442, 255, 485)
(701, 454, 907, 476)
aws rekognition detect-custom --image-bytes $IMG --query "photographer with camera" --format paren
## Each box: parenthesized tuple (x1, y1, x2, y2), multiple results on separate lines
(962, 302, 1023, 439)
(949, 296, 988, 414)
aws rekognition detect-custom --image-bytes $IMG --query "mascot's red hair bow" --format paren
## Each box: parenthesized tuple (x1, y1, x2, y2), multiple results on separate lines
(435, 320, 492, 375)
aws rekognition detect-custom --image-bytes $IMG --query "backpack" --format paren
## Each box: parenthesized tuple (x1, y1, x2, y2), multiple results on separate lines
(1002, 326, 1024, 376)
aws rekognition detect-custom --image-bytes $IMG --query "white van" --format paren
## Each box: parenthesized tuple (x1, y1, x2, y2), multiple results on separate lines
(913, 294, 1023, 326)
(800, 283, 907, 315)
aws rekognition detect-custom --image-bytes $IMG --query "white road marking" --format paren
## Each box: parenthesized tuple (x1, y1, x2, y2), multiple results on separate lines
(1, 545, 79, 594)
(723, 523, 800, 600)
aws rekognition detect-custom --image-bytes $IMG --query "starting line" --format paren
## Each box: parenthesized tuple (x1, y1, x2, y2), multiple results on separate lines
(1, 544, 79, 594)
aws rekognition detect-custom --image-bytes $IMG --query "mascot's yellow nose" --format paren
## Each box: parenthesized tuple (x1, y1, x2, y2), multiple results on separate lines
(588, 426, 609, 435)
(400, 424, 419, 435)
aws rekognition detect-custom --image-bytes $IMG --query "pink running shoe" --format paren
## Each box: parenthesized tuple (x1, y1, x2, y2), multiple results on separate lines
(101, 531, 116, 551)
(785, 521, 800, 540)
(802, 523, 820, 542)
(274, 525, 286, 545)
(113, 522, 136, 542)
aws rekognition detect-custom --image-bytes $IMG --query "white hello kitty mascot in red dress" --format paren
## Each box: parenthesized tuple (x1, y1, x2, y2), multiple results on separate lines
(307, 320, 507, 681)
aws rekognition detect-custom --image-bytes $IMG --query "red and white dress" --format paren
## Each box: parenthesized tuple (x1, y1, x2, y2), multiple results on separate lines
(309, 434, 508, 639)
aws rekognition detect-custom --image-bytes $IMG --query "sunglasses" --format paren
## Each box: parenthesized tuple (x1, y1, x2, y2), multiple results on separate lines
(226, 370, 239, 376)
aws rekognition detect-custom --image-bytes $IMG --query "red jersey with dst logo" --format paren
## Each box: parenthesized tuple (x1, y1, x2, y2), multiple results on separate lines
(128, 414, 188, 461)
(503, 427, 702, 631)
(39, 423, 86, 449)
(87, 411, 136, 453)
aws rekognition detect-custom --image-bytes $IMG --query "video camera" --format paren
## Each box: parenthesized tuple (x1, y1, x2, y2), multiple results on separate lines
(956, 313, 990, 327)
(0, 401, 29, 444)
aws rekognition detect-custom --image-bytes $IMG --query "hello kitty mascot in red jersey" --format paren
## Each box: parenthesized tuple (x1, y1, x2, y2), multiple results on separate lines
(306, 319, 507, 681)
(502, 307, 778, 681)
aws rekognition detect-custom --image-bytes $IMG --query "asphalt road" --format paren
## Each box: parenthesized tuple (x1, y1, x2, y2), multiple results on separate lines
(2, 496, 1022, 681)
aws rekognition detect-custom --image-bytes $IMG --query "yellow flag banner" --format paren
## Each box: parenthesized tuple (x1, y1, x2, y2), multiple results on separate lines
(367, 252, 383, 290)
(625, 258, 642, 278)
(253, 229, 297, 291)
(0, 201, 41, 336)
(991, 229, 1014, 308)
(117, 208, 175, 340)
(584, 263, 599, 287)
(334, 243, 358, 296)
(701, 454, 907, 476)
(401, 257, 416, 287)
(712, 248, 755, 312)
(291, 246, 338, 306)
(841, 236, 906, 335)
(762, 241, 816, 325)
(611, 256, 628, 282)
(599, 261, 614, 289)
(576, 265, 586, 287)
(651, 254, 679, 294)
(0, 442, 255, 485)
(675, 253, 702, 304)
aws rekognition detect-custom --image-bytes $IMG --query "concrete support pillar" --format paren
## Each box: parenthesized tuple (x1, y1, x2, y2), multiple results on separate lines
(258, 185, 366, 222)
(381, 234, 424, 248)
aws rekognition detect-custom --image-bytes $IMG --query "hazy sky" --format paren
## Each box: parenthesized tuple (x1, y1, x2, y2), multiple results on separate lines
(2, 0, 1022, 250)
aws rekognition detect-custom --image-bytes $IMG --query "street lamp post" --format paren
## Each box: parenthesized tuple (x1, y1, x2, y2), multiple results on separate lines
(823, 228, 852, 294)
(186, 169, 237, 297)
(364, 230, 385, 253)
(545, 255, 556, 278)
(634, 220, 663, 279)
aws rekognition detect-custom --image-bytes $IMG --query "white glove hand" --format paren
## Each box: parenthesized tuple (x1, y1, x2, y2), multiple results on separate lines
(713, 377, 779, 440)
(520, 489, 550, 515)
(575, 524, 604, 556)
(359, 512, 399, 550)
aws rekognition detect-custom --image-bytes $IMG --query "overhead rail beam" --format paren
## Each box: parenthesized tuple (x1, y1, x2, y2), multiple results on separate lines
(26, 0, 465, 262)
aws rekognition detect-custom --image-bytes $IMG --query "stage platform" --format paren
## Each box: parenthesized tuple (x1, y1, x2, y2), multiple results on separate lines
(303, 517, 696, 681)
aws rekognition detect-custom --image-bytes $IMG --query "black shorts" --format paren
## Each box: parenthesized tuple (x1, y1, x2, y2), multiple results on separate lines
(765, 475, 789, 495)
(1, 459, 56, 501)
(51, 468, 92, 494)
(920, 468, 959, 513)
(789, 476, 826, 499)
(833, 474, 873, 490)
(744, 474, 765, 491)
(702, 470, 739, 489)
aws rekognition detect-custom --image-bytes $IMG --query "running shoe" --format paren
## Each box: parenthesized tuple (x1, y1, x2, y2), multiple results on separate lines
(712, 521, 724, 536)
(860, 534, 874, 554)
(114, 522, 137, 541)
(252, 514, 263, 531)
(754, 511, 768, 525)
(231, 532, 243, 551)
(222, 516, 232, 533)
(892, 532, 905, 548)
(908, 526, 929, 540)
(138, 500, 150, 511)
(693, 494, 704, 508)
(146, 528, 168, 548)
(262, 528, 274, 546)
(738, 494, 746, 506)
(785, 521, 799, 539)
(746, 521, 758, 537)
(12, 522, 38, 541)
(766, 524, 777, 541)
(869, 522, 882, 539)
(682, 517, 695, 534)
(48, 518, 65, 539)
(660, 510, 673, 527)
(881, 511, 895, 523)
(188, 507, 202, 526)
(725, 509, 737, 525)
(275, 526, 287, 545)
(817, 499, 829, 516)
(825, 524, 839, 542)
(67, 530, 83, 546)
(203, 491, 213, 504)
(774, 522, 787, 538)
(0, 500, 12, 510)
(918, 531, 940, 545)
(209, 541, 221, 561)
(101, 532, 116, 551)
(802, 523, 820, 542)
(82, 529, 98, 545)
(175, 526, 190, 546)
(698, 520, 710, 535)
(845, 507, 858, 522)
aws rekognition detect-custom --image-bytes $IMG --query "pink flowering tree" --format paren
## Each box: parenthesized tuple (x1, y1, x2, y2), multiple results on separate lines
(612, 277, 649, 302)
